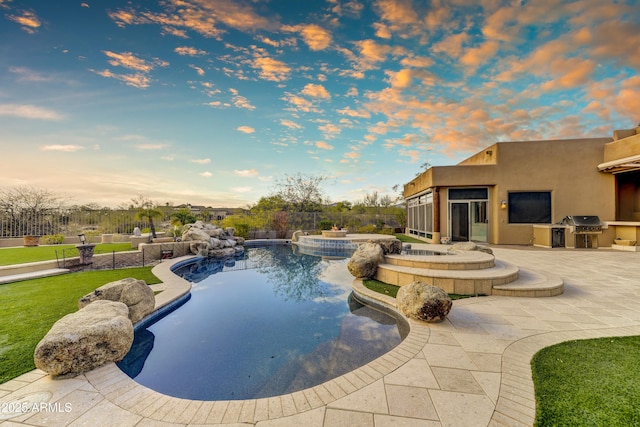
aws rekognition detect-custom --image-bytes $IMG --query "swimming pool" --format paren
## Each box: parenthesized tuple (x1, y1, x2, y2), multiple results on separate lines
(118, 244, 407, 401)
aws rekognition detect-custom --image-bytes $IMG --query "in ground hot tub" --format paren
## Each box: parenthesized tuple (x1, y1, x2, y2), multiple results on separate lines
(321, 230, 347, 237)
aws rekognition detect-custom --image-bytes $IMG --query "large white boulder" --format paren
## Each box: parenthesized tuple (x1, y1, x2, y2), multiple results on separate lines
(34, 300, 133, 377)
(347, 242, 384, 278)
(78, 277, 155, 324)
(397, 281, 452, 322)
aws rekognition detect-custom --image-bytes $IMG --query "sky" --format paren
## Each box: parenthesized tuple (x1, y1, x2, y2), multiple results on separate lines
(0, 0, 639, 208)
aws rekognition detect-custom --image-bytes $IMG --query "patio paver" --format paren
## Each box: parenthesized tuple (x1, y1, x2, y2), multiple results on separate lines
(1, 245, 640, 426)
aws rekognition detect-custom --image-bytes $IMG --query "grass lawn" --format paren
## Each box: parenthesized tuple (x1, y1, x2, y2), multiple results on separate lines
(0, 243, 134, 266)
(0, 267, 161, 383)
(394, 233, 426, 243)
(532, 336, 640, 426)
(363, 278, 473, 300)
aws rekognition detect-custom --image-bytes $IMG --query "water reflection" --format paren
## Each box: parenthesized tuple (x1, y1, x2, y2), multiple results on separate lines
(119, 245, 406, 401)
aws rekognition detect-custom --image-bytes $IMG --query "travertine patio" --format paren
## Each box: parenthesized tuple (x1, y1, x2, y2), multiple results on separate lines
(1, 244, 639, 426)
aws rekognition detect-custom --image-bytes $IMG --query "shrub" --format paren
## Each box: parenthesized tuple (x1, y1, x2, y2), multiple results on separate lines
(42, 234, 65, 245)
(357, 224, 377, 233)
(318, 220, 333, 230)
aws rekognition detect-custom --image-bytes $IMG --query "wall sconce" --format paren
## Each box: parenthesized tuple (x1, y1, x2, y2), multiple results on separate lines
(78, 233, 86, 244)
(500, 200, 507, 209)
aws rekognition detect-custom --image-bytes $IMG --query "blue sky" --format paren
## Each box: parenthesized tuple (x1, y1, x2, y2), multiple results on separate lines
(1, 0, 638, 208)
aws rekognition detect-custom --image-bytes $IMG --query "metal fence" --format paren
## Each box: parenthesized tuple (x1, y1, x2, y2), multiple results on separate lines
(0, 209, 158, 238)
(54, 243, 190, 271)
(0, 208, 406, 239)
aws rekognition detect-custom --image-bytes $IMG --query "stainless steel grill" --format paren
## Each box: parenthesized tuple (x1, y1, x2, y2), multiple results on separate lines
(561, 216, 603, 234)
(561, 216, 603, 248)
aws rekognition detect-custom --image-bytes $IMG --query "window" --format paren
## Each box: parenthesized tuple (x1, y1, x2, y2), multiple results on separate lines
(449, 188, 488, 200)
(508, 192, 551, 224)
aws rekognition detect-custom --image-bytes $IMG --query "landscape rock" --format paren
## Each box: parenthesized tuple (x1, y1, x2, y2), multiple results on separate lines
(78, 278, 155, 324)
(180, 222, 245, 257)
(450, 241, 493, 255)
(34, 300, 133, 377)
(397, 281, 452, 322)
(378, 239, 403, 255)
(347, 242, 384, 278)
(182, 227, 211, 243)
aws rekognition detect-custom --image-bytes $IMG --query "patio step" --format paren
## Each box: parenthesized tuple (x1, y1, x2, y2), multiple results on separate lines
(375, 260, 564, 297)
(0, 268, 70, 285)
(491, 268, 564, 297)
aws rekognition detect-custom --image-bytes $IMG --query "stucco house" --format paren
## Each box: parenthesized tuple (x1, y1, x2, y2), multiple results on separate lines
(403, 126, 640, 250)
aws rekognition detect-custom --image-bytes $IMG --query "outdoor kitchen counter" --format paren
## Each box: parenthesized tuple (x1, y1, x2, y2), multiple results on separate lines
(606, 221, 640, 250)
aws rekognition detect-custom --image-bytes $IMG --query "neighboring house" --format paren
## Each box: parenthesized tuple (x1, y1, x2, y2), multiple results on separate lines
(172, 204, 232, 221)
(404, 126, 640, 249)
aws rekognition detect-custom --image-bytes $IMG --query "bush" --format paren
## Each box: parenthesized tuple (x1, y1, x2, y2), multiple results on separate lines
(42, 234, 65, 245)
(318, 220, 333, 230)
(357, 224, 377, 233)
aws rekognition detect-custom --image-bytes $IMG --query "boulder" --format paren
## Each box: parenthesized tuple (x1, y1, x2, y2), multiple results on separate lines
(182, 227, 211, 243)
(378, 239, 403, 255)
(450, 241, 493, 255)
(347, 242, 384, 278)
(190, 241, 210, 256)
(78, 278, 155, 324)
(34, 300, 133, 377)
(397, 281, 452, 322)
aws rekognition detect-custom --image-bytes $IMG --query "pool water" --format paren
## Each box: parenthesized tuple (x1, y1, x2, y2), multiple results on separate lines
(118, 245, 407, 401)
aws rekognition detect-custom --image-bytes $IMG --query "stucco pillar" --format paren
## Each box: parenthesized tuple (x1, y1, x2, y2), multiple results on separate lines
(432, 187, 441, 243)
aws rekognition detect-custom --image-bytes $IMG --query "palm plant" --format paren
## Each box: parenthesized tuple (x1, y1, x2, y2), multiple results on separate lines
(135, 206, 163, 238)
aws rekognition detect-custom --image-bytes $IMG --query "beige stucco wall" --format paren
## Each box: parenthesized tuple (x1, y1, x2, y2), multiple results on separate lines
(603, 131, 640, 163)
(405, 137, 615, 245)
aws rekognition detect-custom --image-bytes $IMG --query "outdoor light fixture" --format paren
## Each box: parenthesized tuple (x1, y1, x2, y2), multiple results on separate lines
(500, 200, 507, 209)
(78, 233, 86, 244)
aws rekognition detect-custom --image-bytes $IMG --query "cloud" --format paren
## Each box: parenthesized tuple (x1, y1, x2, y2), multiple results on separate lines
(282, 23, 332, 51)
(93, 69, 151, 89)
(282, 93, 317, 113)
(375, 0, 419, 31)
(252, 56, 290, 82)
(387, 69, 412, 88)
(109, 0, 276, 39)
(353, 39, 391, 71)
(0, 104, 64, 120)
(7, 10, 41, 33)
(8, 67, 54, 82)
(200, 171, 213, 177)
(234, 169, 259, 177)
(316, 141, 334, 150)
(319, 123, 341, 139)
(301, 83, 331, 99)
(94, 51, 168, 89)
(135, 144, 166, 151)
(103, 51, 168, 72)
(174, 46, 207, 56)
(280, 119, 302, 129)
(191, 158, 211, 164)
(189, 65, 205, 75)
(231, 186, 253, 193)
(40, 145, 84, 152)
(337, 106, 371, 118)
(237, 126, 255, 134)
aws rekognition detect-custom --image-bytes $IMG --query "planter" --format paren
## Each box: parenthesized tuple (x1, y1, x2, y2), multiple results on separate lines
(76, 244, 97, 265)
(23, 235, 41, 247)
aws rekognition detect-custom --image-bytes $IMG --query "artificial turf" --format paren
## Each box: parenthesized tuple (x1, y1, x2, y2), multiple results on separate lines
(0, 267, 160, 383)
(532, 336, 640, 426)
(0, 243, 134, 266)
